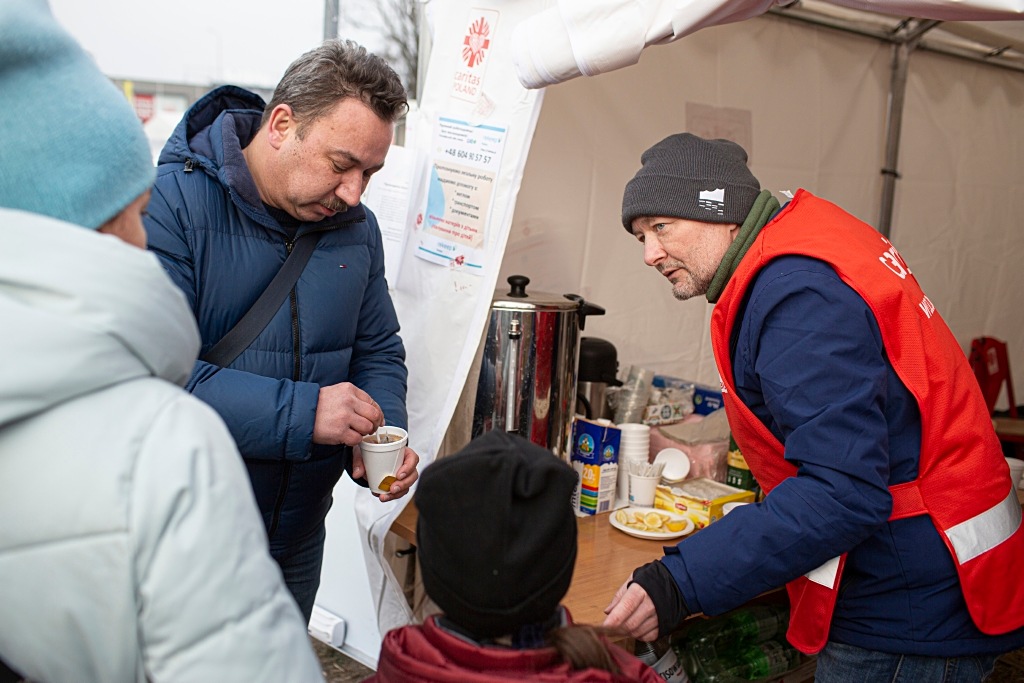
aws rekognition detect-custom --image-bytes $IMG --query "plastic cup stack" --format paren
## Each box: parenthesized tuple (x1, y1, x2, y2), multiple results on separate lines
(613, 366, 654, 424)
(617, 422, 651, 504)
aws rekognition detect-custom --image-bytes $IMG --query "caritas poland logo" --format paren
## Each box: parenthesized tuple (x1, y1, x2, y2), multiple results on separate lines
(462, 17, 491, 67)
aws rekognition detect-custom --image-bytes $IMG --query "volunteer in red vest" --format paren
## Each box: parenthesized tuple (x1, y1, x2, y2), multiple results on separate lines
(602, 132, 1024, 682)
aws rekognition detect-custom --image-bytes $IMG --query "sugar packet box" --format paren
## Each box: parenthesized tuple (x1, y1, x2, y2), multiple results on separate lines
(570, 418, 620, 516)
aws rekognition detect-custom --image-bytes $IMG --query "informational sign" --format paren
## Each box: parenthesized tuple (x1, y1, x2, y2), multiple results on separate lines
(360, 144, 426, 288)
(415, 115, 508, 274)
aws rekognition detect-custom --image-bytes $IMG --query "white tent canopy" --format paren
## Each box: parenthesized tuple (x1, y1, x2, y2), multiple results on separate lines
(320, 0, 1024, 668)
(512, 0, 1024, 90)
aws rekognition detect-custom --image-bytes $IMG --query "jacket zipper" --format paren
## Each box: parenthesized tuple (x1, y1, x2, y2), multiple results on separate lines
(265, 222, 355, 540)
(289, 239, 302, 379)
(268, 237, 300, 540)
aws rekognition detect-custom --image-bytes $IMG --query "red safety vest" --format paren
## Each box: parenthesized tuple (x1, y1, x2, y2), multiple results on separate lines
(710, 189, 1024, 654)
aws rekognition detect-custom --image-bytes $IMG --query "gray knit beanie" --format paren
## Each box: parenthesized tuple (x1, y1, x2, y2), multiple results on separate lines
(622, 133, 761, 231)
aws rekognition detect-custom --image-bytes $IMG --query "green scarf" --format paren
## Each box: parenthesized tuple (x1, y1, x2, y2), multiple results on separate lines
(705, 190, 781, 304)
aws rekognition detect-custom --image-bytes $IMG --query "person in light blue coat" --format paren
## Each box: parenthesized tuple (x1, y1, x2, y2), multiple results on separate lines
(144, 40, 420, 623)
(0, 1, 323, 680)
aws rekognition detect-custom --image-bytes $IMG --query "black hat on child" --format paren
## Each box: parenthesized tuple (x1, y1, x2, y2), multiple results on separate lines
(621, 132, 761, 231)
(416, 430, 578, 638)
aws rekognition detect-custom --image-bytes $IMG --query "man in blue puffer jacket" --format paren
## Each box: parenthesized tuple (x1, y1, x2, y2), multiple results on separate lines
(145, 40, 420, 623)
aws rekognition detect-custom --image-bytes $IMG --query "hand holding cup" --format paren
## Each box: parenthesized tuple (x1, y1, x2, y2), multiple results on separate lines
(360, 426, 410, 494)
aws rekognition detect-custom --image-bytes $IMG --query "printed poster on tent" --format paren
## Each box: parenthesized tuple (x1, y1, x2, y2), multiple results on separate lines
(414, 8, 507, 275)
(415, 115, 507, 274)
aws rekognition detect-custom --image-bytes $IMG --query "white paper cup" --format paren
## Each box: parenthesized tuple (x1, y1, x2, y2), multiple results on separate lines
(655, 447, 691, 484)
(722, 501, 749, 516)
(629, 474, 660, 507)
(361, 426, 409, 494)
(618, 423, 651, 438)
(1006, 457, 1024, 490)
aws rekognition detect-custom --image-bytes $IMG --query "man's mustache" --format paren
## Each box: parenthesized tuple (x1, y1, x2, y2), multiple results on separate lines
(322, 198, 348, 213)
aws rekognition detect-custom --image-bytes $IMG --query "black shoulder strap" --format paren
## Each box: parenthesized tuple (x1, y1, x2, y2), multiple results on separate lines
(0, 656, 22, 683)
(201, 231, 321, 367)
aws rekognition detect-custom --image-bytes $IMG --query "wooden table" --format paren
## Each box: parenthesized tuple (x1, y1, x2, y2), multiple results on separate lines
(994, 416, 1024, 460)
(391, 500, 670, 627)
(393, 489, 1024, 627)
(994, 416, 1024, 449)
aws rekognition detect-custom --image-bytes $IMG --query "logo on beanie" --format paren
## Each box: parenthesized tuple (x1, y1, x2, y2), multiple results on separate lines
(698, 188, 726, 217)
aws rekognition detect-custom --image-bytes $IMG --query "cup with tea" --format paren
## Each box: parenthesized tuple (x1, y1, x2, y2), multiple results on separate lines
(361, 426, 409, 494)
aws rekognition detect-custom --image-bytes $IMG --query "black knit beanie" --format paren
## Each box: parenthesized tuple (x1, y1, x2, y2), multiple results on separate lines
(416, 430, 578, 638)
(621, 133, 761, 231)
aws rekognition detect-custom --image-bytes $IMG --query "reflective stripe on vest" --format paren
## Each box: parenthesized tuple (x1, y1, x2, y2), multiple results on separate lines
(947, 490, 1022, 563)
(805, 555, 841, 589)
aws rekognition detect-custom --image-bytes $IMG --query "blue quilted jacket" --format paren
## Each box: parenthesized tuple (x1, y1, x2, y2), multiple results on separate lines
(144, 86, 408, 548)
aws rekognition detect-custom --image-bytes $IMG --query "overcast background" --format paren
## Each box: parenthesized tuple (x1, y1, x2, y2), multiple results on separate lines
(48, 0, 386, 89)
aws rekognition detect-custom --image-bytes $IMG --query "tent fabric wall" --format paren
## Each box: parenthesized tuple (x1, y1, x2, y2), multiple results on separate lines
(893, 46, 1024, 402)
(501, 12, 1024, 408)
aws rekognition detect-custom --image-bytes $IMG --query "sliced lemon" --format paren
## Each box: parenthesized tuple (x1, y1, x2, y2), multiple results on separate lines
(642, 512, 663, 528)
(665, 519, 689, 532)
(615, 509, 629, 525)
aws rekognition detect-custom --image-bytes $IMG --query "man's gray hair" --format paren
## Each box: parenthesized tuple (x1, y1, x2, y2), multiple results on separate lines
(262, 39, 408, 134)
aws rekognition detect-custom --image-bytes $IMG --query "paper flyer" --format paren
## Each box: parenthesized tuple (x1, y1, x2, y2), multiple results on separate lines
(415, 115, 508, 274)
(360, 144, 426, 288)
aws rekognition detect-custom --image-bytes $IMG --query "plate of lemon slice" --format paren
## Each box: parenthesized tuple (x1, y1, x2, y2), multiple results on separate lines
(610, 507, 695, 540)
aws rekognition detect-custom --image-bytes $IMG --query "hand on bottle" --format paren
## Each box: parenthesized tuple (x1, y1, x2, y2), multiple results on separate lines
(603, 576, 661, 642)
(313, 382, 384, 447)
(352, 446, 420, 502)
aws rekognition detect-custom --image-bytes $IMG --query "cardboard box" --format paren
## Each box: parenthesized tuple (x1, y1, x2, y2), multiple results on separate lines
(691, 384, 723, 415)
(570, 418, 620, 516)
(652, 375, 722, 415)
(654, 477, 755, 529)
(642, 400, 690, 425)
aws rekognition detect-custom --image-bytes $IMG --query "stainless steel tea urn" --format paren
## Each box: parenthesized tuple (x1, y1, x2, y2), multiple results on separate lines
(472, 275, 605, 460)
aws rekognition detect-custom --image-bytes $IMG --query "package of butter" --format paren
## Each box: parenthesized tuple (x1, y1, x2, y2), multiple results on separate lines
(653, 477, 756, 529)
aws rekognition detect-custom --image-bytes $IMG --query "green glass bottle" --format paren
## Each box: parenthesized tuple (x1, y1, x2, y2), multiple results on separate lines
(684, 639, 800, 683)
(679, 606, 790, 679)
(682, 605, 788, 665)
(725, 435, 760, 495)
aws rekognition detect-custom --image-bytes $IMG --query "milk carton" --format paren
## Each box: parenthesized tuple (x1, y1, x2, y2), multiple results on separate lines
(570, 418, 620, 516)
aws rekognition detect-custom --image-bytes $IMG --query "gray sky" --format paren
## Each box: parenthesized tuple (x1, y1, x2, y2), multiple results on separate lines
(49, 0, 383, 89)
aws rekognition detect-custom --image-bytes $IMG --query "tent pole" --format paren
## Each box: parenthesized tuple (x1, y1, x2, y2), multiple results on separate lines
(878, 19, 941, 237)
(878, 41, 909, 238)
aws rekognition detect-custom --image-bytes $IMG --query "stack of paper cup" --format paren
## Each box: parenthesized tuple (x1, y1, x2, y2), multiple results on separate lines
(616, 423, 651, 505)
